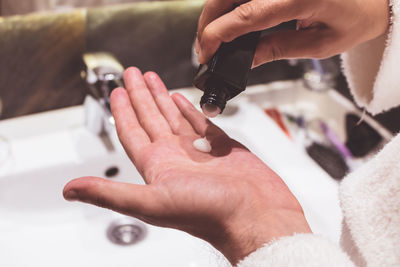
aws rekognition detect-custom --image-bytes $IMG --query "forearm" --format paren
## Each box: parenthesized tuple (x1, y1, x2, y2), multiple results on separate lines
(341, 0, 400, 115)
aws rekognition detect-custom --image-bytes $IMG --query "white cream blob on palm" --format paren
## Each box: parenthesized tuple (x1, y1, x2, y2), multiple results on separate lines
(193, 138, 212, 153)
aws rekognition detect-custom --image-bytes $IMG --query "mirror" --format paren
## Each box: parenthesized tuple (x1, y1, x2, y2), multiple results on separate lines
(0, 0, 302, 122)
(0, 0, 203, 120)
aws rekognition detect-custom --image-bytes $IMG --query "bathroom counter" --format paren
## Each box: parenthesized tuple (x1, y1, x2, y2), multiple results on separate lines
(0, 80, 392, 267)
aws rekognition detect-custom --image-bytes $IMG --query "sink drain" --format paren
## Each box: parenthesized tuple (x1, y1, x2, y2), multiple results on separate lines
(107, 218, 147, 246)
(105, 166, 119, 178)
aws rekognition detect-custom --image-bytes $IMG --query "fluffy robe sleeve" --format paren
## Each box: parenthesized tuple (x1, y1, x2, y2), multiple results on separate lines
(238, 1, 400, 266)
(341, 0, 400, 115)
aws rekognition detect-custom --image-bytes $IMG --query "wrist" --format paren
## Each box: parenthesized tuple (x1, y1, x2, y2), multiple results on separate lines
(216, 209, 312, 265)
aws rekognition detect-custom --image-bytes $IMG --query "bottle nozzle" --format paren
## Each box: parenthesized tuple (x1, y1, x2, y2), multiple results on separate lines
(201, 103, 221, 118)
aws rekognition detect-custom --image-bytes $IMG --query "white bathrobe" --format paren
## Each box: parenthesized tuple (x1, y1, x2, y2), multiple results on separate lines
(239, 1, 400, 266)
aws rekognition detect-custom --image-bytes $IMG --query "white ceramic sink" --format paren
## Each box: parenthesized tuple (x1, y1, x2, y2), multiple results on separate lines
(0, 155, 223, 267)
(0, 106, 227, 267)
(0, 80, 391, 267)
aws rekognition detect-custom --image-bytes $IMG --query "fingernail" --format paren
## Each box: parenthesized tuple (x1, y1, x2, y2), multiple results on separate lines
(194, 38, 200, 54)
(65, 190, 79, 201)
(296, 21, 301, 31)
(198, 50, 205, 64)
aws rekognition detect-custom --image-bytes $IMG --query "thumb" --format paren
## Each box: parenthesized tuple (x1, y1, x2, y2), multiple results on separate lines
(253, 28, 333, 67)
(63, 177, 162, 218)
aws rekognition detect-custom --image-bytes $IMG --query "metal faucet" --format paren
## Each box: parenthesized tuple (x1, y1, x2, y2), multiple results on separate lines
(290, 58, 339, 92)
(82, 52, 124, 137)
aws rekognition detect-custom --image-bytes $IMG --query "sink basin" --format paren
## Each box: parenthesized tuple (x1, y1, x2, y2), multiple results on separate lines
(0, 108, 226, 267)
(0, 156, 224, 267)
(0, 80, 391, 267)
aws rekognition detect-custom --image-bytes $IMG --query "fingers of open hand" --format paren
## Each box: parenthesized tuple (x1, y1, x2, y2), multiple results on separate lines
(110, 87, 150, 164)
(253, 28, 333, 66)
(198, 0, 302, 63)
(143, 72, 195, 135)
(124, 67, 172, 141)
(63, 177, 162, 220)
(171, 93, 223, 138)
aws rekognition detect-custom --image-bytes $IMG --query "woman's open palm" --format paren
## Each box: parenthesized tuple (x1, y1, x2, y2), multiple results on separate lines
(63, 67, 310, 264)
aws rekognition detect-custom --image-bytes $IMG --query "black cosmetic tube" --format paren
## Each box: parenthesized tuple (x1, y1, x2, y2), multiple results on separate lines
(193, 31, 261, 117)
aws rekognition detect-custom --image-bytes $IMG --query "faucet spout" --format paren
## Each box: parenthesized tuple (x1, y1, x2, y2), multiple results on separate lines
(82, 52, 125, 135)
(302, 59, 338, 92)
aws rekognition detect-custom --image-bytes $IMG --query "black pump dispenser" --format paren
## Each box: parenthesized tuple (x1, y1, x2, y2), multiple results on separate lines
(193, 31, 261, 117)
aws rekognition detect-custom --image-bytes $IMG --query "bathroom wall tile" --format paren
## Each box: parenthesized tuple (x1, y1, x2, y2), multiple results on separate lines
(0, 9, 86, 119)
(86, 1, 203, 90)
(0, 1, 302, 120)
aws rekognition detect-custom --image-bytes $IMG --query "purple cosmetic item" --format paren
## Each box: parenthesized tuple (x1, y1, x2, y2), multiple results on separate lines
(319, 121, 353, 159)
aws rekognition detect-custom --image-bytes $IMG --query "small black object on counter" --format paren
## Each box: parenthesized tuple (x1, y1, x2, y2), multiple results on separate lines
(345, 114, 383, 157)
(306, 142, 349, 180)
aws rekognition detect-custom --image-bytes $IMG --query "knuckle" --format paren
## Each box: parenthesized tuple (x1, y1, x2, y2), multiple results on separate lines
(234, 3, 255, 23)
(202, 25, 224, 43)
(91, 189, 113, 210)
